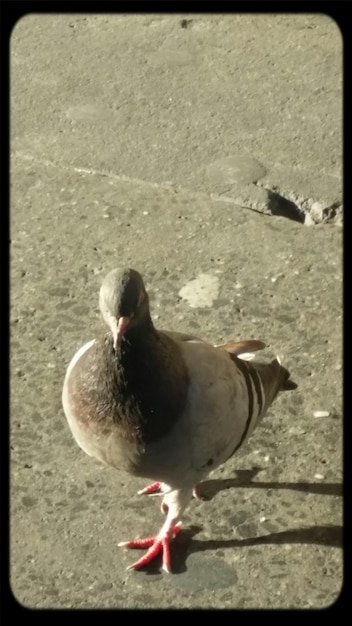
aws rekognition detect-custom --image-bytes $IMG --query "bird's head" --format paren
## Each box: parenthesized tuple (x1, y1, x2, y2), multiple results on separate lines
(99, 267, 150, 350)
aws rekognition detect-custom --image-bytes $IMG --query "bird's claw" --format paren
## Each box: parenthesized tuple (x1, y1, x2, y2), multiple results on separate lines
(119, 523, 182, 572)
(137, 481, 162, 496)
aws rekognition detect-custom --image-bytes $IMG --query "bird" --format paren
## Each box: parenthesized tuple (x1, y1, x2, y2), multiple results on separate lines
(62, 267, 297, 573)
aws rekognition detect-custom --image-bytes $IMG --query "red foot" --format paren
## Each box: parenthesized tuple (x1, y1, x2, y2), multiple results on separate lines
(138, 481, 201, 499)
(137, 481, 161, 496)
(118, 523, 182, 573)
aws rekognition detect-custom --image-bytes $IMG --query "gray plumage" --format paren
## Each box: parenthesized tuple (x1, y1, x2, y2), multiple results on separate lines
(62, 267, 297, 571)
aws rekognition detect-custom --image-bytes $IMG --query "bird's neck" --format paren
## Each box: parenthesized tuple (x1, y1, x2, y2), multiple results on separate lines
(113, 321, 189, 444)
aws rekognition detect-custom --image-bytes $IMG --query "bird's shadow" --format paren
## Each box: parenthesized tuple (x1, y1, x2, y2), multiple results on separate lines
(197, 467, 343, 499)
(169, 523, 343, 575)
(143, 468, 343, 576)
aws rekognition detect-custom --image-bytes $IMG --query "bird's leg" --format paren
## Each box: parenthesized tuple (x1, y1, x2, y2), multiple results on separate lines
(119, 487, 192, 572)
(138, 481, 201, 500)
(192, 485, 202, 499)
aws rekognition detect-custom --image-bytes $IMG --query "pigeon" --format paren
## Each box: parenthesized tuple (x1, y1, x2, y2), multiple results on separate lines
(62, 267, 297, 573)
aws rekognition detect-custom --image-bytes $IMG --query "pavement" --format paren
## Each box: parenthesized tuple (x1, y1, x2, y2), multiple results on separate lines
(10, 14, 342, 609)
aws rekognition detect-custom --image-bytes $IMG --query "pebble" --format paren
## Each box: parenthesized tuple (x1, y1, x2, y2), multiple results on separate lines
(271, 273, 284, 283)
(313, 410, 330, 418)
(288, 426, 306, 435)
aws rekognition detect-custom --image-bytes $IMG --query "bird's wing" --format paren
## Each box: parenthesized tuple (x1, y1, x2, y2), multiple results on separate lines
(143, 337, 296, 489)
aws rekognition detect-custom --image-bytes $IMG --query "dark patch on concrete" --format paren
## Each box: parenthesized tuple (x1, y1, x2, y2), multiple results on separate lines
(180, 19, 193, 29)
(267, 190, 305, 223)
(171, 553, 238, 592)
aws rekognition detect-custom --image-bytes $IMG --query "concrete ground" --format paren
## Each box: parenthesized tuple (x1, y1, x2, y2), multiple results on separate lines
(10, 14, 342, 609)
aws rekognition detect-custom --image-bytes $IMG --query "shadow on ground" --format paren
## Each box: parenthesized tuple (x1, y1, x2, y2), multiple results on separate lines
(198, 467, 343, 498)
(136, 468, 342, 575)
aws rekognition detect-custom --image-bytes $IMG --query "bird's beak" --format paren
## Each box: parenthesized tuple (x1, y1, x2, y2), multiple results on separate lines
(110, 316, 130, 350)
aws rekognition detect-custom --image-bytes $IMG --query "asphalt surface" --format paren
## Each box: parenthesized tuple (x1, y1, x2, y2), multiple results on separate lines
(10, 14, 342, 609)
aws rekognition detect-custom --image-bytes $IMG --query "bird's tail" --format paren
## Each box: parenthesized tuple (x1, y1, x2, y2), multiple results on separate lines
(275, 356, 298, 391)
(245, 356, 297, 414)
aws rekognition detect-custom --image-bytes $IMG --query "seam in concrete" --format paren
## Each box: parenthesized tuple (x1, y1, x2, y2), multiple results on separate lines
(11, 150, 264, 213)
(11, 151, 342, 225)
